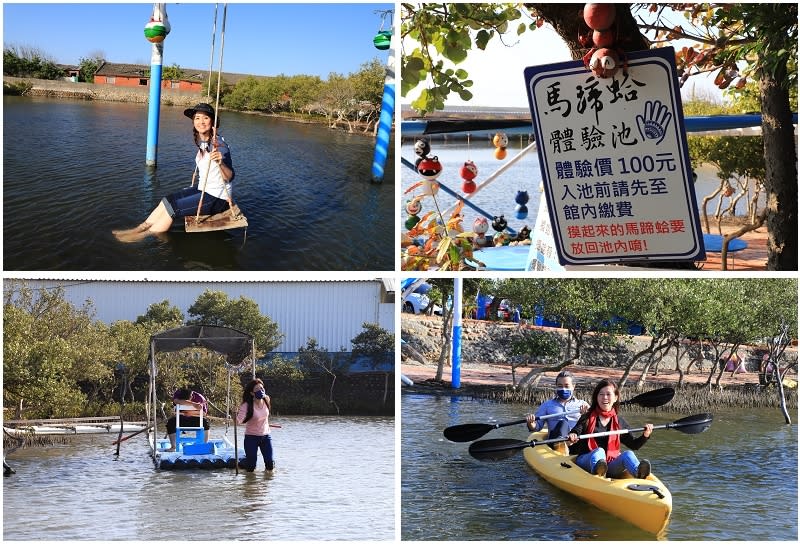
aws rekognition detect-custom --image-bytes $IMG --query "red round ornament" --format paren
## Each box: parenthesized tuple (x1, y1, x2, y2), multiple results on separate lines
(583, 3, 616, 31)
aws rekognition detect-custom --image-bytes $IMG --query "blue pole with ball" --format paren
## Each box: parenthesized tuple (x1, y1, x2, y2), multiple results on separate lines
(452, 277, 463, 389)
(144, 4, 170, 167)
(370, 25, 395, 183)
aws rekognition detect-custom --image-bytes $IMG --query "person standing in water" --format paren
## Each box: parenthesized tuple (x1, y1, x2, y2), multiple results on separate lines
(236, 378, 275, 471)
(113, 103, 234, 242)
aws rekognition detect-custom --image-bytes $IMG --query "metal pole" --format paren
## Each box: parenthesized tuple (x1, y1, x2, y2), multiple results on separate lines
(149, 341, 157, 462)
(145, 4, 170, 167)
(371, 24, 396, 182)
(452, 278, 463, 388)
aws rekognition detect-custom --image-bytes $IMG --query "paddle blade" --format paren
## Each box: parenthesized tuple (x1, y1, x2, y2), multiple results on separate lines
(443, 423, 494, 442)
(622, 387, 675, 408)
(468, 439, 530, 461)
(669, 413, 713, 434)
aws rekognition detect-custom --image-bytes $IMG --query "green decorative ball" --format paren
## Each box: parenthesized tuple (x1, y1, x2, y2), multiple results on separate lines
(144, 21, 169, 43)
(405, 215, 420, 230)
(373, 30, 392, 50)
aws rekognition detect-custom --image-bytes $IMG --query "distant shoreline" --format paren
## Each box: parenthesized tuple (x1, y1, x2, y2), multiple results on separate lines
(3, 76, 382, 138)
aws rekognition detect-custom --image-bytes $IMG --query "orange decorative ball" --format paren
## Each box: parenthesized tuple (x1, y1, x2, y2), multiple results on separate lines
(583, 3, 616, 31)
(494, 147, 507, 160)
(593, 28, 615, 48)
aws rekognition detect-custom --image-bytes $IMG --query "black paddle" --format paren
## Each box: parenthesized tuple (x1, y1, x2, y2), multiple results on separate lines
(468, 412, 713, 461)
(444, 387, 675, 442)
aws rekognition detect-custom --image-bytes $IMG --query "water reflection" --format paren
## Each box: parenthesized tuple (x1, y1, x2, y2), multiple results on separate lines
(3, 97, 394, 270)
(3, 416, 394, 540)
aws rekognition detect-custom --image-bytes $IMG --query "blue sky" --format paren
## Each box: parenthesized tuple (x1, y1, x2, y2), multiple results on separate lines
(3, 3, 394, 78)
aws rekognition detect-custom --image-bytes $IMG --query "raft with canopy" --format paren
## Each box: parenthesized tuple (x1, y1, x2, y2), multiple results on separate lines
(146, 325, 256, 470)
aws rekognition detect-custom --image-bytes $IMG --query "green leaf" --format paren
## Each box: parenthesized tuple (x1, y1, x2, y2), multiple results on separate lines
(458, 89, 473, 101)
(517, 22, 527, 35)
(444, 45, 468, 64)
(404, 56, 425, 72)
(475, 29, 492, 50)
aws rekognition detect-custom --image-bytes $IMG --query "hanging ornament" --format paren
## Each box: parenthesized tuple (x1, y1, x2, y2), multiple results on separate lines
(414, 137, 431, 170)
(493, 132, 508, 160)
(373, 10, 393, 50)
(580, 3, 625, 79)
(583, 3, 616, 31)
(514, 190, 529, 219)
(588, 48, 620, 78)
(460, 160, 478, 193)
(405, 198, 422, 230)
(722, 181, 734, 197)
(417, 155, 443, 181)
(473, 217, 490, 247)
(373, 30, 392, 50)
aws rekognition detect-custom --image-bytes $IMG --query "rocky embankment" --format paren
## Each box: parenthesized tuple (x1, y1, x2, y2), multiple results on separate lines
(4, 76, 202, 105)
(401, 313, 797, 382)
(401, 314, 798, 410)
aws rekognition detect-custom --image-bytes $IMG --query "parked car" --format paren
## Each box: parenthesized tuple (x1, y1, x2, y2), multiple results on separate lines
(403, 292, 430, 314)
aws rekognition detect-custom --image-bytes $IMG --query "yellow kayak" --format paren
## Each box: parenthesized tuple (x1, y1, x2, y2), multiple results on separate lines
(523, 431, 672, 535)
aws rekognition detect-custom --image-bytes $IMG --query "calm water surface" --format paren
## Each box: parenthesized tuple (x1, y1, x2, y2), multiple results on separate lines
(401, 140, 764, 237)
(3, 416, 394, 540)
(3, 97, 394, 270)
(401, 393, 797, 541)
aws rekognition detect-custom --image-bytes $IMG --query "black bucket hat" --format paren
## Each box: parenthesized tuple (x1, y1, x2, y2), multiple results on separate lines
(184, 102, 215, 121)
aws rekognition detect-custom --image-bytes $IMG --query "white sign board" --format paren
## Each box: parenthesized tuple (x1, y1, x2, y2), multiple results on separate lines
(524, 47, 705, 265)
(527, 190, 565, 271)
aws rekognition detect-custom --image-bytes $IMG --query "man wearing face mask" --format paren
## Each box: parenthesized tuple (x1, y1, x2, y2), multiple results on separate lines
(525, 370, 589, 456)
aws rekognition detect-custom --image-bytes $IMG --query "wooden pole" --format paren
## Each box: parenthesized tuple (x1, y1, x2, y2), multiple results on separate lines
(233, 406, 239, 475)
(114, 415, 124, 457)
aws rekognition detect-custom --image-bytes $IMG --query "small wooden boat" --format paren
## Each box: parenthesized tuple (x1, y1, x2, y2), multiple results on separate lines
(522, 431, 672, 535)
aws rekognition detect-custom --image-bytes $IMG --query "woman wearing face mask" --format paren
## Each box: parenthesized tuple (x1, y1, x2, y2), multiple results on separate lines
(236, 378, 275, 471)
(525, 370, 589, 456)
(567, 378, 654, 478)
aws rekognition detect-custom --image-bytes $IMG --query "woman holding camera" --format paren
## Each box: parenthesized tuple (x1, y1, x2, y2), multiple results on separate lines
(236, 378, 275, 471)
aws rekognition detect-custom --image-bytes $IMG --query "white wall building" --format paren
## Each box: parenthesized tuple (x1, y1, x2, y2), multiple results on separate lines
(6, 279, 394, 353)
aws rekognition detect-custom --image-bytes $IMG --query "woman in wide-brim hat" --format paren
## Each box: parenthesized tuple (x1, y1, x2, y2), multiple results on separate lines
(112, 102, 235, 242)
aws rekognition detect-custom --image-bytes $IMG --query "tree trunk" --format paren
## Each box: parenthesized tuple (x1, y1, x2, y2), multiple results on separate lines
(518, 357, 579, 388)
(619, 337, 658, 388)
(759, 65, 798, 270)
(435, 304, 453, 382)
(674, 343, 687, 387)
